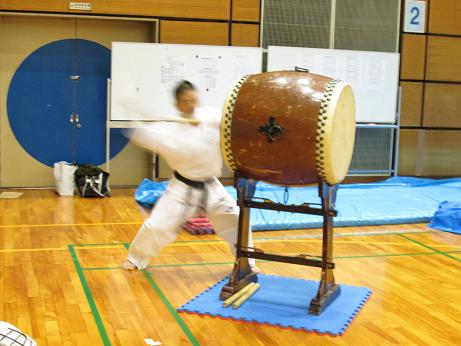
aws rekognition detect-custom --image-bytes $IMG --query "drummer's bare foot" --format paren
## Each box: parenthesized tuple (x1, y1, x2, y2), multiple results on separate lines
(121, 259, 137, 271)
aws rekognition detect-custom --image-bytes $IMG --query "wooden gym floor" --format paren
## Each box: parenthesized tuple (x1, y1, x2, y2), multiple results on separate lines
(0, 189, 460, 345)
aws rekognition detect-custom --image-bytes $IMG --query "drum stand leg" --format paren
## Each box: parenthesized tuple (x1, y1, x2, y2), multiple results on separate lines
(309, 181, 341, 315)
(220, 177, 258, 300)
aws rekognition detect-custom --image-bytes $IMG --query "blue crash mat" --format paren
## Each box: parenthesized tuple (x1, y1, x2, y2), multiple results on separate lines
(231, 176, 461, 230)
(177, 274, 371, 336)
(135, 176, 461, 231)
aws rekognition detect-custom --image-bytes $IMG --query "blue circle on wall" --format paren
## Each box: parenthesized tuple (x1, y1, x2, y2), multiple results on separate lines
(7, 39, 128, 167)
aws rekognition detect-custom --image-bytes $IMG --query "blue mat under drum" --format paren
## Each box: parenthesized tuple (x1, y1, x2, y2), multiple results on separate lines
(178, 274, 372, 336)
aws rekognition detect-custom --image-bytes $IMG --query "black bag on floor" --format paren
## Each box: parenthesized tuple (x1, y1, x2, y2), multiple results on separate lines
(75, 164, 111, 198)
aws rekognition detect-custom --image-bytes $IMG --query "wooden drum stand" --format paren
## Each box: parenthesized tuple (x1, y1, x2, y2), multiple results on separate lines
(219, 173, 340, 315)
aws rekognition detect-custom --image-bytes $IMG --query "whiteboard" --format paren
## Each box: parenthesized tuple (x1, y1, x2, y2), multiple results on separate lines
(111, 43, 263, 121)
(267, 46, 400, 123)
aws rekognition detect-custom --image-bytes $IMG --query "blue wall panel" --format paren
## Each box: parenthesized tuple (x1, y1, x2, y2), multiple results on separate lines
(7, 39, 128, 167)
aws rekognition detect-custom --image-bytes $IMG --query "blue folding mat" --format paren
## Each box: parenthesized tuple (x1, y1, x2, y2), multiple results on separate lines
(135, 176, 461, 231)
(177, 274, 372, 336)
(428, 200, 461, 234)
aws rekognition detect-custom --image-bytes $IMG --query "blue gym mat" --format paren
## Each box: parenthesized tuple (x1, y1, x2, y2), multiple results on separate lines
(177, 274, 372, 336)
(135, 176, 461, 231)
(243, 176, 461, 230)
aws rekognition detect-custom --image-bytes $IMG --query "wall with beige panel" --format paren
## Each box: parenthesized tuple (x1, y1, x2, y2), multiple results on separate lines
(91, 0, 230, 19)
(0, 0, 66, 12)
(400, 82, 423, 127)
(400, 34, 426, 80)
(423, 83, 461, 128)
(422, 130, 461, 176)
(232, 0, 260, 22)
(426, 36, 461, 82)
(398, 129, 421, 176)
(399, 0, 461, 177)
(0, 0, 231, 20)
(399, 129, 461, 176)
(159, 20, 228, 45)
(429, 0, 461, 35)
(231, 23, 259, 47)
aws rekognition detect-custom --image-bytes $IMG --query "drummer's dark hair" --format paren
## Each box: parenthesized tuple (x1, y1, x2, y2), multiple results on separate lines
(174, 80, 196, 100)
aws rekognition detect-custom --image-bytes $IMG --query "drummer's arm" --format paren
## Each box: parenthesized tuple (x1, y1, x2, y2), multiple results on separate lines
(206, 107, 223, 129)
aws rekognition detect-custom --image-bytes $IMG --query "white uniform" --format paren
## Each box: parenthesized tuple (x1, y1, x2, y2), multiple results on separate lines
(127, 106, 254, 270)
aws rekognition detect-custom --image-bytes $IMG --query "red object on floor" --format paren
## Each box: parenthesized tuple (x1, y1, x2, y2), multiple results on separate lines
(183, 216, 215, 235)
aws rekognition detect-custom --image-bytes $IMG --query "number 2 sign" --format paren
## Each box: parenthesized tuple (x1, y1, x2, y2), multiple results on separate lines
(404, 0, 426, 33)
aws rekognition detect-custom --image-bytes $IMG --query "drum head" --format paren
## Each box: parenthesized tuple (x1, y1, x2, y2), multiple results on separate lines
(316, 82, 356, 185)
(220, 76, 248, 172)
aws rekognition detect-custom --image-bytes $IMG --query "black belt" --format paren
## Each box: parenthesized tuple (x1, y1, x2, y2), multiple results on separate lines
(174, 171, 211, 212)
(174, 171, 207, 189)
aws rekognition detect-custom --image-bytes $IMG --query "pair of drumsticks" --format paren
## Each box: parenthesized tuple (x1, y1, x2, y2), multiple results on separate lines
(223, 282, 261, 309)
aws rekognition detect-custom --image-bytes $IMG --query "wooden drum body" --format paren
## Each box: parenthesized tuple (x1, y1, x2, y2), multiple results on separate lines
(221, 71, 356, 186)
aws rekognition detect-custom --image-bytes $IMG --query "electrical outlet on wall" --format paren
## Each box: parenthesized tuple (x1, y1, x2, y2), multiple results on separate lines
(69, 2, 92, 11)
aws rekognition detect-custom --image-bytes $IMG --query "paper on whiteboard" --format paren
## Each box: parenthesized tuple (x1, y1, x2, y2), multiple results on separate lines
(366, 58, 385, 94)
(296, 52, 385, 100)
(160, 55, 186, 91)
(344, 56, 361, 87)
(322, 55, 339, 78)
(296, 53, 341, 78)
(340, 57, 385, 97)
(196, 55, 223, 92)
(232, 54, 254, 80)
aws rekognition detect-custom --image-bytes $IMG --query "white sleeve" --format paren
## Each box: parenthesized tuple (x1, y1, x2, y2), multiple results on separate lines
(129, 123, 208, 157)
(118, 94, 179, 122)
(128, 123, 178, 154)
(202, 107, 222, 129)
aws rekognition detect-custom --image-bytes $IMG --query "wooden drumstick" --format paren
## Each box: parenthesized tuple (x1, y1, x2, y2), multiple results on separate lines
(118, 95, 200, 125)
(149, 117, 200, 125)
(232, 283, 260, 309)
(223, 282, 256, 307)
(130, 117, 200, 126)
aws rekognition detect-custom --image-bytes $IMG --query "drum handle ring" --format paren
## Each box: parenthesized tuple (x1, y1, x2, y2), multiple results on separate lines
(284, 187, 289, 204)
(295, 66, 310, 73)
(258, 116, 284, 143)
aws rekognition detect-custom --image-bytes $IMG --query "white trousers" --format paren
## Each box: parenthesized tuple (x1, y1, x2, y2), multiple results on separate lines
(127, 177, 254, 270)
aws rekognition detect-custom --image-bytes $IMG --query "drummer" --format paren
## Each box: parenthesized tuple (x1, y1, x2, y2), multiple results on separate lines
(121, 80, 257, 271)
